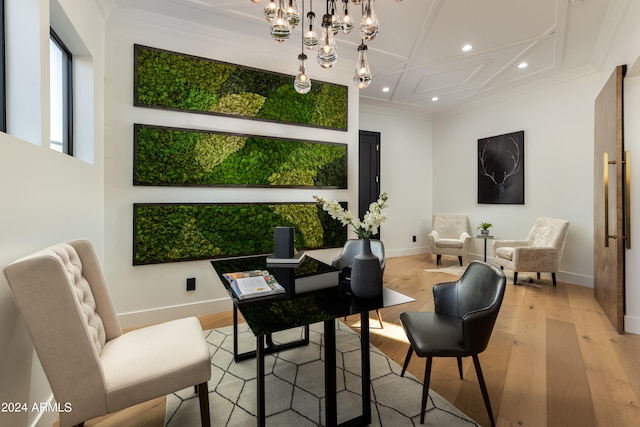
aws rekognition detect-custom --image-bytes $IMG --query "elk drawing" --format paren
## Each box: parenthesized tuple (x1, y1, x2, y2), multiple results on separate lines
(477, 132, 524, 204)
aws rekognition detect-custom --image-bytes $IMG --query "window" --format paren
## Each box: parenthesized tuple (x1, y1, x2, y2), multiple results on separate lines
(49, 28, 72, 154)
(0, 0, 5, 132)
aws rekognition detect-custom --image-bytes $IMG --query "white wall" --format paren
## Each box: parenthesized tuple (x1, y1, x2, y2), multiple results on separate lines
(103, 9, 360, 328)
(359, 104, 433, 257)
(0, 1, 105, 426)
(431, 72, 599, 287)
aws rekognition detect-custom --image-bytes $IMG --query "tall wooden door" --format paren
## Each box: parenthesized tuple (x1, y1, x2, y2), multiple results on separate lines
(594, 65, 628, 334)
(359, 130, 381, 238)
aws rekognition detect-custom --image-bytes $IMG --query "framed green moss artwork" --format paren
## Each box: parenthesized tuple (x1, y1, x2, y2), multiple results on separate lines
(133, 202, 347, 265)
(134, 124, 347, 188)
(134, 44, 348, 131)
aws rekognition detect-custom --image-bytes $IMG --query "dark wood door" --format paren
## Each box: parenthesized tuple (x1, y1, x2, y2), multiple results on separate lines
(359, 130, 381, 237)
(594, 65, 627, 334)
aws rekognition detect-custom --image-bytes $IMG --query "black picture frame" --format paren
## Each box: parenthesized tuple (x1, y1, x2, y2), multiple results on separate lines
(132, 202, 347, 265)
(133, 44, 348, 131)
(133, 123, 348, 188)
(477, 130, 525, 204)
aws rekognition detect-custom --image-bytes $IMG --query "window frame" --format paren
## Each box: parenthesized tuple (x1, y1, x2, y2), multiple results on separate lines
(49, 27, 73, 155)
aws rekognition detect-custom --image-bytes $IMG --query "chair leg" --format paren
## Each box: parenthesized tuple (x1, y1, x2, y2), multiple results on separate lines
(513, 272, 518, 285)
(456, 357, 464, 379)
(537, 272, 541, 280)
(472, 355, 495, 427)
(420, 357, 433, 424)
(197, 382, 210, 427)
(458, 256, 463, 266)
(552, 272, 557, 286)
(401, 346, 413, 377)
(436, 254, 441, 265)
(376, 309, 383, 329)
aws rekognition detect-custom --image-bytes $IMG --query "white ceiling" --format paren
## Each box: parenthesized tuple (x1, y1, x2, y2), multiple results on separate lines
(109, 0, 618, 113)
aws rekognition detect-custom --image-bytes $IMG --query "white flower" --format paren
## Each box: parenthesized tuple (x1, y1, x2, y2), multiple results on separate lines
(313, 192, 388, 239)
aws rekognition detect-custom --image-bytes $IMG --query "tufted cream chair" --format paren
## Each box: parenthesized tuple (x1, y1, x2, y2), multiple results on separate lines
(3, 239, 211, 427)
(492, 218, 570, 286)
(428, 213, 472, 266)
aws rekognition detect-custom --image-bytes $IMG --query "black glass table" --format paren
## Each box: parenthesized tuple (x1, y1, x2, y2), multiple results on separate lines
(211, 254, 415, 427)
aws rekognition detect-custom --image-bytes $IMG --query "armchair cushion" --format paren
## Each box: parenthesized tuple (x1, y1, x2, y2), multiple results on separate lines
(428, 213, 471, 261)
(492, 218, 569, 277)
(102, 316, 211, 412)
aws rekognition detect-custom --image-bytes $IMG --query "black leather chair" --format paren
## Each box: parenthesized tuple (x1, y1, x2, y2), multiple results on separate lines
(332, 239, 385, 328)
(400, 261, 506, 426)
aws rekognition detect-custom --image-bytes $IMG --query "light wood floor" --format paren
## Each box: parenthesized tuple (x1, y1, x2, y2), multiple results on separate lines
(58, 253, 640, 427)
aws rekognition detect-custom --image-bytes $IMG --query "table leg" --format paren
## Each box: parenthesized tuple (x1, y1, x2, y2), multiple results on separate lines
(360, 311, 371, 425)
(233, 305, 239, 361)
(324, 318, 337, 427)
(483, 239, 488, 262)
(256, 335, 266, 427)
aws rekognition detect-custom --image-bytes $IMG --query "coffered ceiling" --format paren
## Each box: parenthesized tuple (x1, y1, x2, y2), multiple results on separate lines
(108, 0, 621, 113)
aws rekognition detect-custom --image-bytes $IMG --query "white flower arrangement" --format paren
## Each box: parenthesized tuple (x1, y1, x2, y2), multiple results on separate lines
(313, 192, 388, 239)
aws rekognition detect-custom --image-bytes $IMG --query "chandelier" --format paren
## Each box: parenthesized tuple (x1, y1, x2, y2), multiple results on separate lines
(252, 0, 399, 94)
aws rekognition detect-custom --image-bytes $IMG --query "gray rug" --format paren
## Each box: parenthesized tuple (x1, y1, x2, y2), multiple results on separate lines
(164, 321, 479, 426)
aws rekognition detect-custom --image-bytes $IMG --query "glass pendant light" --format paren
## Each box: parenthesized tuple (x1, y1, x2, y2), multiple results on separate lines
(304, 11, 319, 49)
(264, 0, 277, 22)
(294, 53, 312, 94)
(360, 0, 379, 41)
(351, 0, 362, 4)
(317, 13, 337, 68)
(341, 0, 354, 34)
(353, 42, 372, 88)
(286, 0, 300, 28)
(329, 0, 342, 34)
(270, 0, 291, 43)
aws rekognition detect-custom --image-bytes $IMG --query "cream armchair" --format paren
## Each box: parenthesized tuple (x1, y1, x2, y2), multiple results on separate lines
(428, 213, 471, 266)
(492, 218, 570, 286)
(3, 239, 211, 427)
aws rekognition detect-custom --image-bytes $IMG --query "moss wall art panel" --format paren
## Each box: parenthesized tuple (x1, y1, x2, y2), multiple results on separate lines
(134, 45, 348, 131)
(134, 124, 347, 188)
(133, 202, 347, 265)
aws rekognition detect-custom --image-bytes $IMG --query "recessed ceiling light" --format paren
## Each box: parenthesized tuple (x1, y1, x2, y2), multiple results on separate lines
(462, 44, 472, 52)
(518, 62, 528, 69)
(382, 87, 390, 92)
(432, 96, 439, 101)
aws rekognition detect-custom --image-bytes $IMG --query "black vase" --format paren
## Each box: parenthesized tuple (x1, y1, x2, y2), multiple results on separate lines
(350, 239, 382, 299)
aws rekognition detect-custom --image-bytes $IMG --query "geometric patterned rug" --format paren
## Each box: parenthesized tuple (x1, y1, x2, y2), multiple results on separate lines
(164, 321, 480, 426)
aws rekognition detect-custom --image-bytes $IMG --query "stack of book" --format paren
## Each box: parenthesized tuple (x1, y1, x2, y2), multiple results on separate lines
(223, 270, 285, 300)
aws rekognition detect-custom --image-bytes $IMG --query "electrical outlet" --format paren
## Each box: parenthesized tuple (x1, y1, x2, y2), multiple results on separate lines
(186, 277, 196, 291)
(412, 235, 417, 242)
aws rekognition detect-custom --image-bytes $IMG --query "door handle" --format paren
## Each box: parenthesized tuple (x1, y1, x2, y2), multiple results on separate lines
(625, 151, 631, 249)
(604, 152, 616, 248)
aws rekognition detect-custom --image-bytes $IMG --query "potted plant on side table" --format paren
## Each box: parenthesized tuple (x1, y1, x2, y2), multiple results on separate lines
(477, 222, 493, 236)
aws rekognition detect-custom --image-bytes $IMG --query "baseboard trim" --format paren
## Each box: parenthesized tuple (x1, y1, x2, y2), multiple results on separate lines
(624, 315, 640, 335)
(117, 298, 233, 329)
(466, 253, 594, 288)
(386, 247, 429, 258)
(33, 395, 57, 427)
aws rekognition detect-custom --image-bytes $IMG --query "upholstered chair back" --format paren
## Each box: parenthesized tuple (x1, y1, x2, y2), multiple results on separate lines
(332, 239, 386, 274)
(432, 213, 469, 238)
(3, 239, 122, 425)
(526, 218, 570, 250)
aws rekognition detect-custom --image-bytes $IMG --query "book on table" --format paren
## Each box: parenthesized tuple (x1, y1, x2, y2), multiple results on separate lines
(223, 270, 285, 300)
(266, 251, 306, 266)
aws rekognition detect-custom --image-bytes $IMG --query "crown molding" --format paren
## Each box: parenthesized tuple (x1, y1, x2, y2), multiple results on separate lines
(93, 0, 116, 20)
(591, 0, 631, 69)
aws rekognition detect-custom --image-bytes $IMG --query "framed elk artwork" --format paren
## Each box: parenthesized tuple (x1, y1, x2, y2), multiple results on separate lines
(477, 130, 524, 204)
